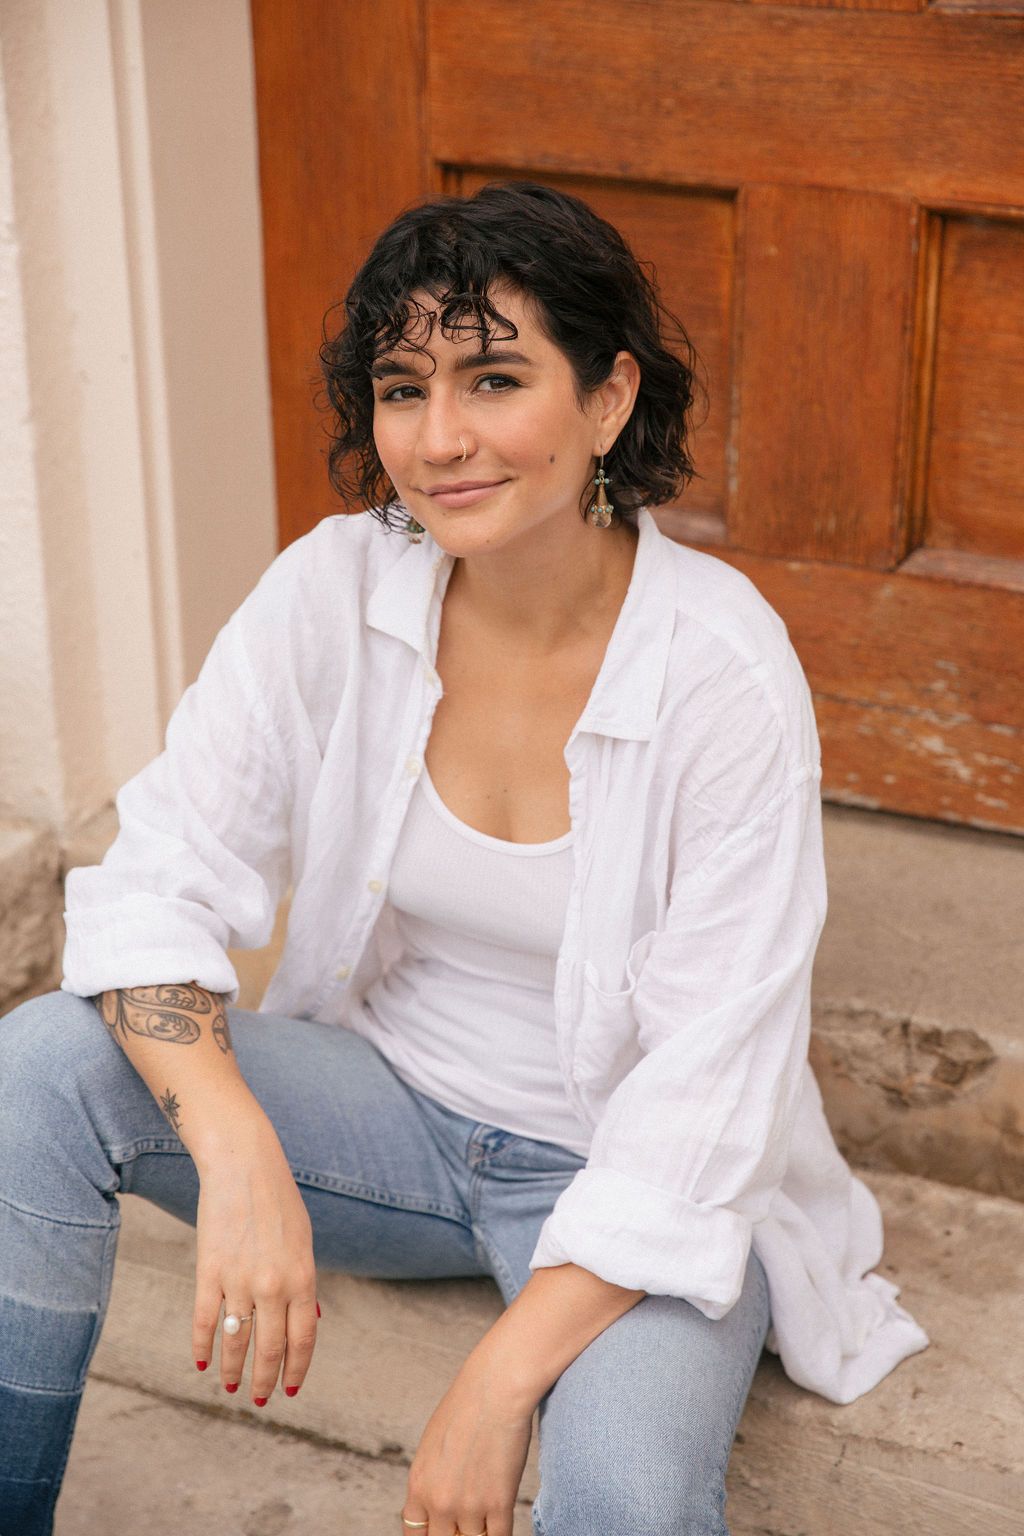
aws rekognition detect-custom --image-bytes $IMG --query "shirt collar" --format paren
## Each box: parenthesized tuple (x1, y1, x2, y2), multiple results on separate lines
(366, 505, 677, 742)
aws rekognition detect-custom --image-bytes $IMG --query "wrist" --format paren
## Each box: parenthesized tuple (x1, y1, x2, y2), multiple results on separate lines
(186, 1092, 279, 1173)
(460, 1331, 545, 1416)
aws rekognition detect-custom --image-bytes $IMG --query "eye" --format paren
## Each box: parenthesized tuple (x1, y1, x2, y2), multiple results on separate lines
(475, 373, 520, 393)
(378, 383, 424, 403)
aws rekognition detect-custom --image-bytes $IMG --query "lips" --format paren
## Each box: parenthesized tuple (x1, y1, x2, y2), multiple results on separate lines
(420, 479, 509, 510)
(425, 480, 503, 495)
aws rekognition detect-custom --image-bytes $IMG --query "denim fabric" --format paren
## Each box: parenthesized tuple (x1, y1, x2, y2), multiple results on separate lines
(0, 990, 770, 1535)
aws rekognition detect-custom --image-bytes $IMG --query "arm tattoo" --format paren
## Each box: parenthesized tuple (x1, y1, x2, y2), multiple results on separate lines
(159, 1087, 183, 1134)
(94, 983, 232, 1053)
(212, 997, 233, 1055)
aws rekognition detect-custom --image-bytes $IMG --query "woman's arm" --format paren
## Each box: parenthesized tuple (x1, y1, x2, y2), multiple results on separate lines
(94, 981, 269, 1164)
(94, 983, 319, 1405)
(462, 1262, 645, 1408)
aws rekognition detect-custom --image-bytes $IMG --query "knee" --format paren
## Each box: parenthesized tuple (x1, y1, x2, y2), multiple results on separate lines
(2, 988, 116, 1110)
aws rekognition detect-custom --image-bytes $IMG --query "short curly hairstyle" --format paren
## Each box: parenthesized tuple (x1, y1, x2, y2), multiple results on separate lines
(318, 180, 706, 532)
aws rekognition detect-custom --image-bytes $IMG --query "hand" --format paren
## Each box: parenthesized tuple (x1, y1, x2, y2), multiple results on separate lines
(190, 1117, 319, 1406)
(401, 1354, 535, 1536)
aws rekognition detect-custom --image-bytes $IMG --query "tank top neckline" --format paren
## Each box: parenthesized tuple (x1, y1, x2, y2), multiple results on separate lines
(420, 760, 573, 856)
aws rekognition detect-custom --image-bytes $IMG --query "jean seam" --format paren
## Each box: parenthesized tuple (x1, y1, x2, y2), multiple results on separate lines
(290, 1169, 467, 1223)
(468, 1218, 518, 1303)
(712, 1264, 771, 1528)
(105, 1137, 187, 1164)
(0, 1190, 117, 1234)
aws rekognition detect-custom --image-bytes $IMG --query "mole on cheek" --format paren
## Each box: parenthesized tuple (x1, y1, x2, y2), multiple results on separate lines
(549, 454, 556, 463)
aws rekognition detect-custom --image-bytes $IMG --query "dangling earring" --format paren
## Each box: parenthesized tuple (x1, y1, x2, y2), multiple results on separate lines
(388, 477, 424, 542)
(588, 452, 614, 528)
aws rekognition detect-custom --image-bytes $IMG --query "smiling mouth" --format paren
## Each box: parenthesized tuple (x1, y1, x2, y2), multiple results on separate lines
(421, 481, 509, 507)
(424, 480, 506, 496)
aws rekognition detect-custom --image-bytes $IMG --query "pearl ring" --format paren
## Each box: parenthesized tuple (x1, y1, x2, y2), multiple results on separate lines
(223, 1310, 254, 1335)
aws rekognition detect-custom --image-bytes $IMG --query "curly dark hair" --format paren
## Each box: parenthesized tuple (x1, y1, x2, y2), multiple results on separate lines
(317, 180, 706, 532)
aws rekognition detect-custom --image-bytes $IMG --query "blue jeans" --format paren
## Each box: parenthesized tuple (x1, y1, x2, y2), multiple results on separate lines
(0, 990, 770, 1535)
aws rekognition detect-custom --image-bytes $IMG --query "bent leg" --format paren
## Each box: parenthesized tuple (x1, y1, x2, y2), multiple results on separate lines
(530, 1252, 771, 1536)
(0, 990, 484, 1534)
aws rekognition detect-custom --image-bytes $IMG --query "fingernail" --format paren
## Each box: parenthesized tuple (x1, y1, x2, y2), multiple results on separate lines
(285, 1385, 299, 1397)
(253, 1396, 268, 1407)
(195, 1360, 207, 1371)
(316, 1301, 322, 1318)
(225, 1382, 239, 1393)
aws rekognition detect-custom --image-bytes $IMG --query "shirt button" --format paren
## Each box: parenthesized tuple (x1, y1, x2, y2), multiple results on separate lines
(405, 756, 421, 777)
(334, 964, 351, 980)
(367, 878, 383, 893)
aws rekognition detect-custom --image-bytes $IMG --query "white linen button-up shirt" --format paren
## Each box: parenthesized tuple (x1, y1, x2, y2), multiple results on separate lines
(61, 505, 928, 1404)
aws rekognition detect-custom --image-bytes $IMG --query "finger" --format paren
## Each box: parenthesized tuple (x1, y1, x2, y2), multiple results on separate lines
(219, 1301, 255, 1393)
(192, 1273, 223, 1374)
(455, 1511, 490, 1536)
(281, 1295, 319, 1398)
(477, 1509, 513, 1536)
(250, 1299, 288, 1404)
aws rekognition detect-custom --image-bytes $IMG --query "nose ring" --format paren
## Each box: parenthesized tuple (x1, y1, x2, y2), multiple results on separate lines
(458, 436, 467, 463)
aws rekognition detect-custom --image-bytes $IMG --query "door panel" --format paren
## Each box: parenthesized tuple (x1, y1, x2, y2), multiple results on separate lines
(252, 0, 1024, 832)
(732, 185, 918, 566)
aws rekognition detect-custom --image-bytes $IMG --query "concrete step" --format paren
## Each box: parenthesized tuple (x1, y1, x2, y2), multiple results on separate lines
(84, 1170, 1023, 1536)
(59, 1378, 536, 1535)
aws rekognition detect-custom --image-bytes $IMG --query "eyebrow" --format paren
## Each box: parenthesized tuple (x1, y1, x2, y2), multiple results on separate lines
(370, 348, 535, 380)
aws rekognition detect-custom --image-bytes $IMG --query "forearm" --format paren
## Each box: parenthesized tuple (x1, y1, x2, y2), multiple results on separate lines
(464, 1262, 646, 1410)
(92, 982, 270, 1171)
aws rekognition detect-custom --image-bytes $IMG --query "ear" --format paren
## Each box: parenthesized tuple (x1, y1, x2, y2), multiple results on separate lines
(595, 350, 641, 454)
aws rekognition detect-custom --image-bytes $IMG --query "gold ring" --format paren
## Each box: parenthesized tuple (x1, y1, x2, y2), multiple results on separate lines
(400, 1522, 429, 1530)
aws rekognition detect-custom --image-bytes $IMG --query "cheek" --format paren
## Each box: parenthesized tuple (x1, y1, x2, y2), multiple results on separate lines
(372, 413, 404, 474)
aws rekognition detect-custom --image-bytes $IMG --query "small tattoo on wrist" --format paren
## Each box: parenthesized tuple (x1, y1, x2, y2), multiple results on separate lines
(159, 1087, 183, 1134)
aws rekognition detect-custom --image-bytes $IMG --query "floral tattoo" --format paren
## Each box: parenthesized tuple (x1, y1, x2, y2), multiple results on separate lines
(159, 1087, 183, 1134)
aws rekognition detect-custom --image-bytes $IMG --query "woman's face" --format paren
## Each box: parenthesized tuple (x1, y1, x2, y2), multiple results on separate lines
(371, 283, 627, 556)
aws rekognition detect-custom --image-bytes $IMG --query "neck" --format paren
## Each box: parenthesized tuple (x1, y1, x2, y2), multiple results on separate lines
(444, 514, 640, 656)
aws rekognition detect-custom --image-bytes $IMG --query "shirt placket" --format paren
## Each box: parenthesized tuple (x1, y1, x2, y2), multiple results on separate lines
(319, 559, 449, 1015)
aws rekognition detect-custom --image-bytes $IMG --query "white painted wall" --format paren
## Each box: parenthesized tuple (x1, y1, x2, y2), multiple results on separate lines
(0, 0, 277, 838)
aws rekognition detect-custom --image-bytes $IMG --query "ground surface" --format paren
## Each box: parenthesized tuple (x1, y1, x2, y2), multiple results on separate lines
(57, 1376, 536, 1536)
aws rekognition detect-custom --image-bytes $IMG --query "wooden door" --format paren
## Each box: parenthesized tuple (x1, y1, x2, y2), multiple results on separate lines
(252, 0, 1024, 834)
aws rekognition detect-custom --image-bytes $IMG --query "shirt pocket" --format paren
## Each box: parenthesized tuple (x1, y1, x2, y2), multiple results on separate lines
(582, 928, 658, 1002)
(574, 930, 658, 1100)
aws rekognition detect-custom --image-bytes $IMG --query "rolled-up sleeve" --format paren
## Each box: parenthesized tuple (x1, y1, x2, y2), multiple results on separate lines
(530, 758, 828, 1316)
(61, 605, 292, 1005)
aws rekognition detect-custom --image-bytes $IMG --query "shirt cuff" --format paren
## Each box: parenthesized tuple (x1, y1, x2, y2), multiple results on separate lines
(61, 893, 241, 1004)
(528, 1166, 752, 1318)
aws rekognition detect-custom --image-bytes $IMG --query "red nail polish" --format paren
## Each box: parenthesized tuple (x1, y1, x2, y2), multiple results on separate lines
(316, 1301, 322, 1318)
(285, 1385, 299, 1397)
(254, 1396, 268, 1407)
(195, 1360, 207, 1371)
(225, 1382, 239, 1393)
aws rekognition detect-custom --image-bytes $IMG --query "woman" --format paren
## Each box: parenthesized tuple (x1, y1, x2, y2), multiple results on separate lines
(0, 182, 927, 1536)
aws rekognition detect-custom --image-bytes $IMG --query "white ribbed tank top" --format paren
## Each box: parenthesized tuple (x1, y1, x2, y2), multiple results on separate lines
(354, 761, 592, 1155)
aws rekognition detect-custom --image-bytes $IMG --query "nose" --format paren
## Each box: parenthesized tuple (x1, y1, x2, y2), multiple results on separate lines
(417, 390, 471, 464)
